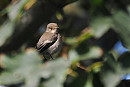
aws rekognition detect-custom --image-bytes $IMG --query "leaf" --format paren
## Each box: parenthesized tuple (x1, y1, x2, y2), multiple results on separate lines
(0, 49, 42, 87)
(24, 0, 36, 10)
(8, 0, 30, 21)
(90, 0, 103, 6)
(0, 21, 14, 46)
(80, 46, 102, 60)
(112, 11, 130, 49)
(100, 54, 121, 87)
(68, 49, 80, 63)
(40, 58, 69, 87)
(90, 16, 112, 38)
(0, 49, 72, 87)
(118, 52, 130, 73)
(127, 5, 130, 15)
(0, 0, 31, 47)
(41, 49, 101, 87)
(100, 52, 130, 87)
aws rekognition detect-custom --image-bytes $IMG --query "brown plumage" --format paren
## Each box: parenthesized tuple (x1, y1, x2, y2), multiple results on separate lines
(36, 23, 62, 58)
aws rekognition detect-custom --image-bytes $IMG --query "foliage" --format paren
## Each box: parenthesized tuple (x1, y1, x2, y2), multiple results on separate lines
(0, 0, 130, 87)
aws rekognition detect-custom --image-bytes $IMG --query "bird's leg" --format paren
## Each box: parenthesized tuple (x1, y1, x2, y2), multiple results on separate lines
(49, 54, 53, 59)
(43, 55, 48, 62)
(47, 52, 53, 59)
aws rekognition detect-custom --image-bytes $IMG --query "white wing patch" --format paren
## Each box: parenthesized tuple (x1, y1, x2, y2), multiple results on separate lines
(43, 40, 52, 44)
(40, 40, 52, 46)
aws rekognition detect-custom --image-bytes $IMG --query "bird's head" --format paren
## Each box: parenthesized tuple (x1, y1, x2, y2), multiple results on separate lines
(46, 23, 59, 33)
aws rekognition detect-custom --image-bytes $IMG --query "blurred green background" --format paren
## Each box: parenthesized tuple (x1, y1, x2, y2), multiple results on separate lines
(0, 0, 130, 87)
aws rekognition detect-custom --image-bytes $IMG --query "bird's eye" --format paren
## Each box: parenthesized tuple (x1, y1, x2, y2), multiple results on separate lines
(49, 27, 52, 30)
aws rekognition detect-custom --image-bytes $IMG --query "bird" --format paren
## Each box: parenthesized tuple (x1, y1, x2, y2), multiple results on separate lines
(36, 23, 62, 59)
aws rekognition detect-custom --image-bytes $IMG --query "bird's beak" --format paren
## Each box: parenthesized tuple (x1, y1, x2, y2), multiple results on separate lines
(57, 27, 59, 29)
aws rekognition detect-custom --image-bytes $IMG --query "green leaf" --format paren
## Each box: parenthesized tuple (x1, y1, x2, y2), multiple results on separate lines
(0, 49, 72, 87)
(91, 0, 103, 6)
(101, 52, 130, 87)
(118, 52, 130, 73)
(127, 5, 130, 15)
(112, 11, 130, 49)
(90, 16, 112, 38)
(68, 49, 80, 63)
(0, 71, 24, 85)
(8, 0, 29, 21)
(0, 0, 31, 47)
(100, 54, 121, 87)
(80, 46, 102, 60)
(0, 21, 14, 46)
(0, 49, 42, 86)
(40, 58, 69, 87)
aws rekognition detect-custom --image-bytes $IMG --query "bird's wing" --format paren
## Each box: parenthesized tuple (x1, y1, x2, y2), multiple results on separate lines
(36, 32, 57, 53)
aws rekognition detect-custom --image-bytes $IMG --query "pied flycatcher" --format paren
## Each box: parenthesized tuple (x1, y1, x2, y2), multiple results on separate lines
(36, 23, 62, 59)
